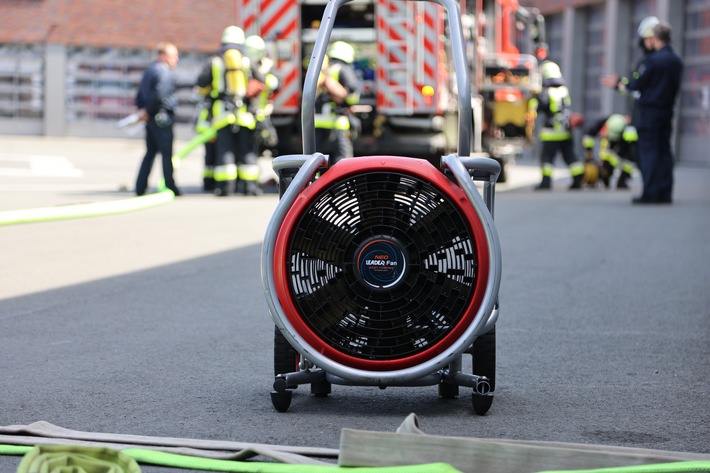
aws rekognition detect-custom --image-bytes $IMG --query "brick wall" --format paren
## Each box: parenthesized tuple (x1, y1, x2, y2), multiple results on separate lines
(0, 0, 239, 53)
(521, 0, 604, 15)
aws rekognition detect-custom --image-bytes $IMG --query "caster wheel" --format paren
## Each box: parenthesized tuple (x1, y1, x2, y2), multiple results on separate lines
(311, 379, 331, 398)
(274, 326, 299, 389)
(472, 393, 493, 415)
(438, 382, 459, 399)
(472, 327, 495, 392)
(271, 390, 292, 412)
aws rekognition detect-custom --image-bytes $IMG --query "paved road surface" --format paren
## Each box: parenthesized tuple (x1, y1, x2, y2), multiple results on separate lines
(1, 135, 708, 472)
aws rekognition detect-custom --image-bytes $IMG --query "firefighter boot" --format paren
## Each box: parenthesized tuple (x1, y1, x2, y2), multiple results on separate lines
(569, 173, 584, 190)
(214, 183, 230, 197)
(203, 176, 215, 193)
(245, 180, 263, 196)
(535, 175, 552, 190)
(617, 171, 631, 190)
(600, 161, 614, 188)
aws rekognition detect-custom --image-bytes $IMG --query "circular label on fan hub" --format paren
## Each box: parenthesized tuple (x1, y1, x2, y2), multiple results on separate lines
(355, 237, 407, 289)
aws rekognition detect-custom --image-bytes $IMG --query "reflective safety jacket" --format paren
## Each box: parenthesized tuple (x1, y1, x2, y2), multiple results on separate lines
(533, 83, 573, 142)
(314, 60, 362, 131)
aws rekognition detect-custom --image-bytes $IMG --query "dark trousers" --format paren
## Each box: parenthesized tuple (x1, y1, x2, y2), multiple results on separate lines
(540, 139, 577, 167)
(316, 128, 353, 165)
(136, 117, 176, 194)
(214, 125, 258, 191)
(637, 126, 674, 201)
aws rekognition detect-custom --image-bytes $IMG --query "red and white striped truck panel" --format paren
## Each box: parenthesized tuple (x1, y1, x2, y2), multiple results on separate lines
(237, 0, 301, 114)
(376, 0, 446, 116)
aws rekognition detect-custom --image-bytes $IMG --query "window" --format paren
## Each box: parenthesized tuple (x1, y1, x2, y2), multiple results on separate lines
(0, 43, 44, 120)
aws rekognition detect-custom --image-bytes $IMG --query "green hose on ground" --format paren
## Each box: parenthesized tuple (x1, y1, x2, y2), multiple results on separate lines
(2, 445, 459, 473)
(0, 189, 174, 226)
(127, 448, 459, 473)
(1, 126, 215, 225)
(2, 445, 709, 473)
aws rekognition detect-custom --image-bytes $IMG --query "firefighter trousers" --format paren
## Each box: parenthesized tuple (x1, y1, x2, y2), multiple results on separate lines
(316, 127, 353, 165)
(540, 139, 578, 169)
(214, 125, 259, 195)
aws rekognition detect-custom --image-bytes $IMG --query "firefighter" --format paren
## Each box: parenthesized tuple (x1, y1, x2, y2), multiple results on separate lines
(582, 114, 638, 190)
(244, 34, 280, 153)
(315, 41, 362, 165)
(196, 26, 264, 196)
(531, 60, 584, 190)
(601, 19, 682, 204)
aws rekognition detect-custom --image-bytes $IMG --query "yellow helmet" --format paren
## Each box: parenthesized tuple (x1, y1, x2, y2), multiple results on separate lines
(221, 26, 245, 45)
(541, 61, 562, 81)
(637, 16, 659, 39)
(327, 41, 355, 64)
(605, 114, 627, 141)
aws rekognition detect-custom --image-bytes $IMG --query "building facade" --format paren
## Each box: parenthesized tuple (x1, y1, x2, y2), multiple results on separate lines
(1, 0, 709, 165)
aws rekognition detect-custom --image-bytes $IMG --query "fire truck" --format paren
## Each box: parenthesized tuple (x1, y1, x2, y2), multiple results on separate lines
(236, 0, 545, 181)
(466, 0, 548, 182)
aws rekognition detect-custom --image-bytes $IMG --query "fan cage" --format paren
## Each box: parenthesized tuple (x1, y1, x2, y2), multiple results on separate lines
(274, 156, 490, 371)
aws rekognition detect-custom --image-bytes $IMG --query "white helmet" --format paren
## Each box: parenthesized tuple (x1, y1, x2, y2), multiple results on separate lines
(605, 114, 627, 141)
(541, 61, 562, 81)
(637, 16, 659, 39)
(221, 26, 245, 45)
(245, 35, 266, 61)
(327, 41, 355, 64)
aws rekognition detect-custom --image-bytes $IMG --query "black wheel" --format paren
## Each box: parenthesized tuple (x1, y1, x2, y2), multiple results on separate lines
(271, 390, 292, 412)
(471, 326, 496, 415)
(274, 326, 299, 390)
(311, 379, 331, 398)
(472, 393, 494, 415)
(274, 326, 298, 377)
(438, 382, 459, 399)
(472, 326, 495, 391)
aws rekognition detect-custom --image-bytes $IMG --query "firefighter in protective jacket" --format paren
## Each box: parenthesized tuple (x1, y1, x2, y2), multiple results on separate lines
(244, 34, 280, 152)
(196, 26, 265, 196)
(315, 41, 362, 164)
(582, 114, 638, 190)
(531, 61, 585, 190)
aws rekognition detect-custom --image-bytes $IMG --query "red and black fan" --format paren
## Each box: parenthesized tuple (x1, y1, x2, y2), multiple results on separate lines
(261, 0, 502, 415)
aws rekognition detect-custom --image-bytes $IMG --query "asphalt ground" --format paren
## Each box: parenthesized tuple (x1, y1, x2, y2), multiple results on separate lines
(1, 135, 708, 472)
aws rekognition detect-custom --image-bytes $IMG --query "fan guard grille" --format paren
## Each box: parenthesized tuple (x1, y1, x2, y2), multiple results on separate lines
(280, 170, 483, 363)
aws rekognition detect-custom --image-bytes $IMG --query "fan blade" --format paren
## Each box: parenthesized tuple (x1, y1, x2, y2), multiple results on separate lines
(295, 273, 356, 332)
